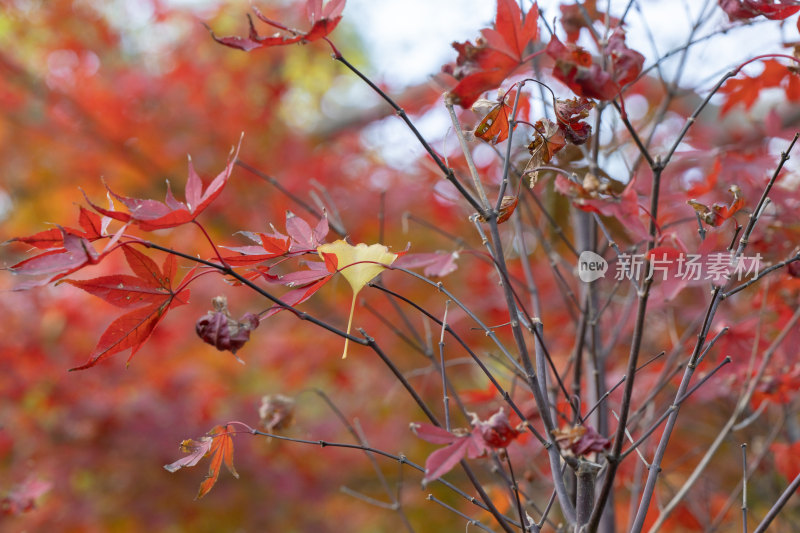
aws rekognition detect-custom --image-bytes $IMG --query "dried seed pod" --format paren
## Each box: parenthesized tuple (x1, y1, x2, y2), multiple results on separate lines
(258, 394, 296, 432)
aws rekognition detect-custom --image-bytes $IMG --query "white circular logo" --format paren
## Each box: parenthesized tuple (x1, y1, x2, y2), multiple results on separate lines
(578, 251, 608, 283)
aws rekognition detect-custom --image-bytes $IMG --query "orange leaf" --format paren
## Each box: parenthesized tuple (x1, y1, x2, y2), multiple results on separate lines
(197, 425, 239, 499)
(474, 102, 511, 144)
(163, 425, 240, 499)
(688, 185, 745, 227)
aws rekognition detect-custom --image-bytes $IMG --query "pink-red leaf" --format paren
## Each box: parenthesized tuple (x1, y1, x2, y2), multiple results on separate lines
(422, 433, 487, 484)
(423, 437, 473, 483)
(394, 252, 459, 277)
(83, 140, 241, 231)
(410, 422, 458, 445)
(274, 262, 332, 286)
(8, 230, 100, 285)
(285, 211, 316, 250)
(263, 276, 331, 318)
(209, 0, 346, 51)
(163, 437, 213, 473)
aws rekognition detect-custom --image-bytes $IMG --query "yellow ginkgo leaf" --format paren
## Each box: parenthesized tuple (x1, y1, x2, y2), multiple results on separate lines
(317, 240, 398, 358)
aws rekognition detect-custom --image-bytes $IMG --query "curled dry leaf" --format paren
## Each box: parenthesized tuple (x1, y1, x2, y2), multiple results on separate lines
(529, 119, 567, 163)
(195, 296, 260, 361)
(555, 97, 596, 145)
(477, 195, 518, 224)
(687, 185, 745, 227)
(552, 424, 610, 457)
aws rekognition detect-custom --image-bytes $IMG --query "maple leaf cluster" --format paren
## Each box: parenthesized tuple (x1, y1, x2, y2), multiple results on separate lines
(442, 0, 539, 108)
(545, 30, 644, 101)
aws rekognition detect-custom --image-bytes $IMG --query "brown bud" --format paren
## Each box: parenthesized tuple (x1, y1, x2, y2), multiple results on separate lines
(478, 408, 519, 449)
(258, 394, 295, 432)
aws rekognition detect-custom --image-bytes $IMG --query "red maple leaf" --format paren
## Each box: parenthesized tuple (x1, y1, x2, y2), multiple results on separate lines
(474, 101, 513, 144)
(7, 206, 103, 250)
(208, 0, 346, 52)
(84, 139, 241, 231)
(64, 245, 191, 370)
(443, 0, 539, 108)
(164, 424, 239, 499)
(719, 0, 800, 20)
(720, 60, 799, 115)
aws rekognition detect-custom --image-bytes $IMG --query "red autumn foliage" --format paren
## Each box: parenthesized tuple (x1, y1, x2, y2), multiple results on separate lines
(545, 29, 644, 101)
(2, 1, 800, 531)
